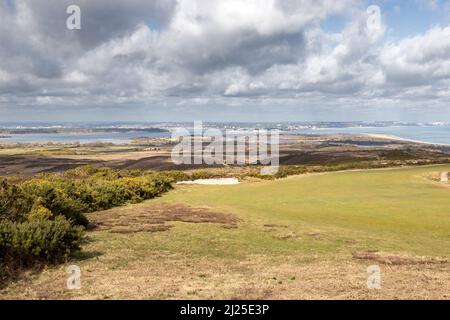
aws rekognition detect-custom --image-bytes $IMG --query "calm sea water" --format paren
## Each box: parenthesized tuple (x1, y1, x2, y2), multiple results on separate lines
(291, 126, 450, 145)
(0, 131, 171, 144)
(1, 126, 450, 145)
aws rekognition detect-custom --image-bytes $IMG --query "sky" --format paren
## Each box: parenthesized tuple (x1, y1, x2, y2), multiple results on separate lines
(1, 0, 450, 122)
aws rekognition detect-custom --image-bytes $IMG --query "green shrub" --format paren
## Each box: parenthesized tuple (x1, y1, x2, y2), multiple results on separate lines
(157, 170, 190, 183)
(244, 171, 276, 180)
(16, 169, 173, 227)
(0, 217, 84, 266)
(190, 170, 220, 180)
(27, 202, 53, 222)
(20, 179, 89, 227)
(274, 166, 307, 178)
(62, 165, 100, 179)
(0, 167, 176, 276)
(0, 179, 33, 223)
(145, 175, 173, 195)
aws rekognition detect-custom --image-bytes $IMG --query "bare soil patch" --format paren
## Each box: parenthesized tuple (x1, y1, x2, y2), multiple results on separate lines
(352, 251, 448, 266)
(262, 224, 298, 240)
(88, 203, 240, 234)
(263, 224, 288, 228)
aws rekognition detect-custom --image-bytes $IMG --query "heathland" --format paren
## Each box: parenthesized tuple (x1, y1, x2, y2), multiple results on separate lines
(0, 134, 449, 299)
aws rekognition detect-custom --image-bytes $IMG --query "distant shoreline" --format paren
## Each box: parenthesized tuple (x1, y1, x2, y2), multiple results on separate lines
(366, 133, 450, 147)
(0, 129, 449, 147)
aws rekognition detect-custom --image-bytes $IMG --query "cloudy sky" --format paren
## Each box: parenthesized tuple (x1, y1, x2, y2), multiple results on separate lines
(1, 0, 450, 122)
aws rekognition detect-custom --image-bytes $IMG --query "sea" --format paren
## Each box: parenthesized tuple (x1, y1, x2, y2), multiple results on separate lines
(290, 125, 450, 145)
(0, 131, 170, 144)
(1, 124, 450, 145)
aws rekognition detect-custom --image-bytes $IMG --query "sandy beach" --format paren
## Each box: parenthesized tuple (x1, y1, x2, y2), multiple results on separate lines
(366, 133, 450, 146)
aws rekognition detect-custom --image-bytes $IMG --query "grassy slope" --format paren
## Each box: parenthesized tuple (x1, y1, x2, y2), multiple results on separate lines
(2, 165, 449, 299)
(152, 164, 450, 258)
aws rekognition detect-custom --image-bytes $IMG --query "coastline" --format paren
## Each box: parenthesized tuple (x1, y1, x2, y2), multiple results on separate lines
(1, 129, 450, 147)
(366, 133, 450, 147)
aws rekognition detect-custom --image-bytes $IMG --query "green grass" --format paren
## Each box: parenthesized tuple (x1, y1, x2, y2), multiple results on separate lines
(148, 165, 450, 258)
(3, 165, 450, 299)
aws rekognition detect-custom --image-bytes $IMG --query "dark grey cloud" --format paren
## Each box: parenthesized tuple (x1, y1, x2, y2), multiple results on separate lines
(172, 30, 306, 75)
(22, 0, 175, 49)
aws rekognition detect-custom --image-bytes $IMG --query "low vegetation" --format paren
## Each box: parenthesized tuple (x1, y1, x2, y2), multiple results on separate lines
(1, 160, 450, 297)
(0, 217, 83, 269)
(0, 166, 175, 282)
(2, 164, 449, 299)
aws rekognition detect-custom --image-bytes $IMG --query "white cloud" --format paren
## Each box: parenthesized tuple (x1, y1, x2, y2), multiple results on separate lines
(0, 0, 450, 119)
(380, 26, 450, 91)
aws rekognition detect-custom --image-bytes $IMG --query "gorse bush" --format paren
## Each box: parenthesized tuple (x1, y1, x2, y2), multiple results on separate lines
(0, 216, 84, 266)
(157, 170, 190, 183)
(0, 166, 175, 273)
(27, 203, 53, 222)
(15, 166, 174, 227)
(0, 180, 33, 223)
(21, 179, 90, 227)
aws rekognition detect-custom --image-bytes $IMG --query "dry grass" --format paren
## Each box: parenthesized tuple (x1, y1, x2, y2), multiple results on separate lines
(88, 203, 240, 234)
(1, 215, 448, 300)
(50, 150, 170, 161)
(1, 253, 448, 300)
(2, 165, 450, 300)
(352, 251, 448, 266)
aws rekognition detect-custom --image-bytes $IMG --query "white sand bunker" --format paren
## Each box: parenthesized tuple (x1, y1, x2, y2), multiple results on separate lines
(177, 178, 240, 185)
